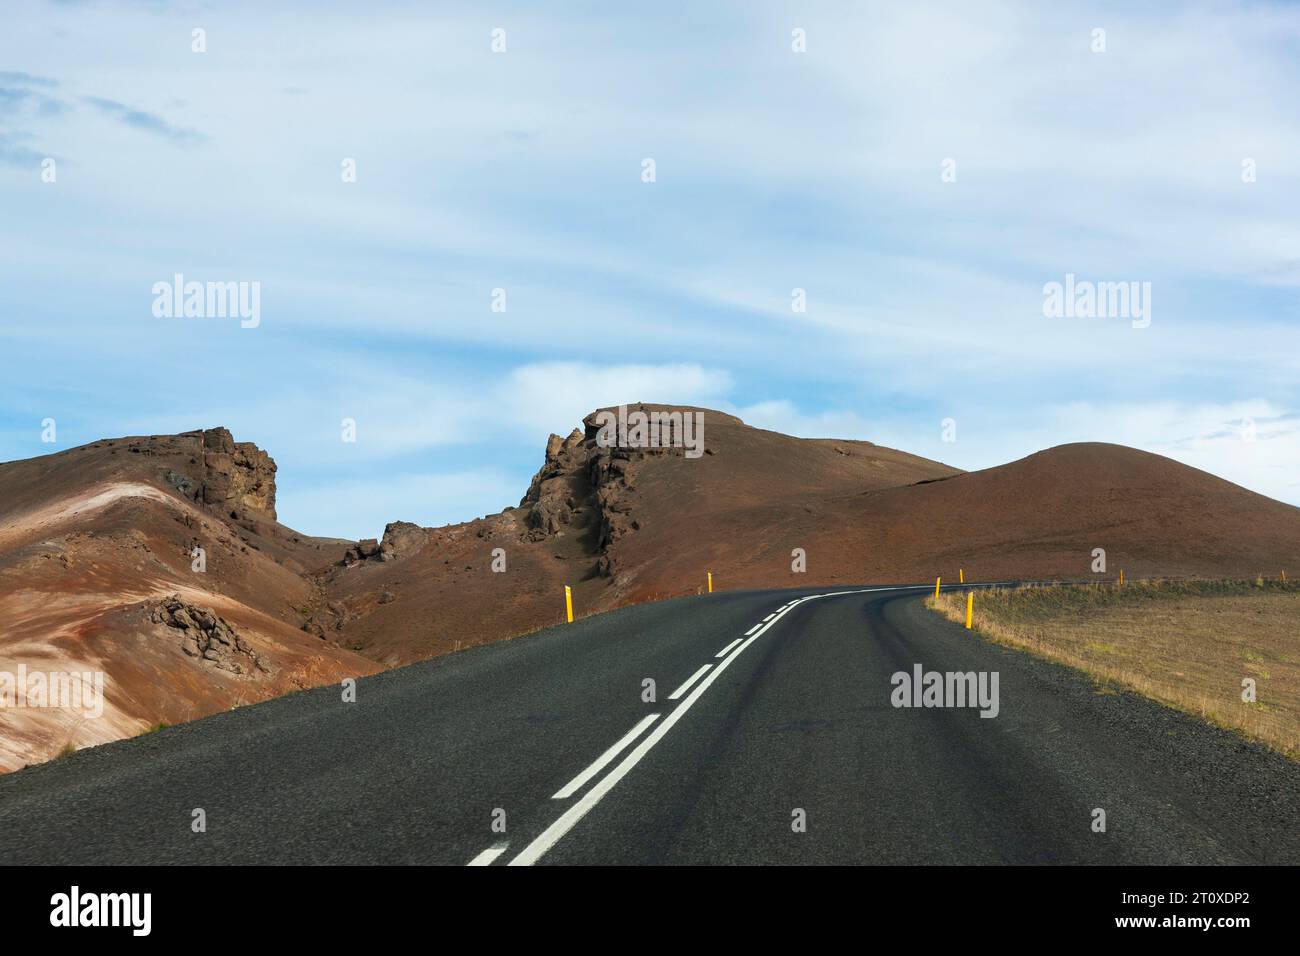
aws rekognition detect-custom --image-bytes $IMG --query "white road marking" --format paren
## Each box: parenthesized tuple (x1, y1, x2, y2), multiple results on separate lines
(551, 713, 660, 800)
(743, 621, 764, 636)
(509, 583, 997, 866)
(667, 664, 711, 700)
(508, 597, 812, 866)
(715, 638, 743, 658)
(762, 613, 775, 622)
(467, 842, 510, 866)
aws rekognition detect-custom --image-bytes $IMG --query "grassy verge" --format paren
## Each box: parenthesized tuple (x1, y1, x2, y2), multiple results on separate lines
(928, 578, 1300, 759)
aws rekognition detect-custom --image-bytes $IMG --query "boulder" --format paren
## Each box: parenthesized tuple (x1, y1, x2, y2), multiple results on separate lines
(379, 521, 428, 561)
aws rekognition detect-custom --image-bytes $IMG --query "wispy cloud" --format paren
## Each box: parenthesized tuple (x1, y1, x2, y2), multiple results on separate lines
(0, 85, 67, 118)
(82, 96, 203, 143)
(0, 70, 58, 87)
(0, 130, 47, 167)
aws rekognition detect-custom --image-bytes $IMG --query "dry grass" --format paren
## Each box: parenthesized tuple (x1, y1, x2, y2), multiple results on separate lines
(928, 578, 1300, 759)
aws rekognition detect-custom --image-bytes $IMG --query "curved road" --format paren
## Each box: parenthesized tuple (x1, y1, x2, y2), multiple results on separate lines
(2, 585, 1297, 865)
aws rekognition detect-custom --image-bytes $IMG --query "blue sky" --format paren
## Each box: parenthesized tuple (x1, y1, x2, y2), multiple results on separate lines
(2, 0, 1299, 539)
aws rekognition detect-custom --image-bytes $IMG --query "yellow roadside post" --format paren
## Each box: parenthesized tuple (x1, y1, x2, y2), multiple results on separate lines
(959, 568, 964, 584)
(1283, 570, 1288, 582)
(1119, 569, 1125, 587)
(934, 577, 941, 600)
(565, 585, 574, 623)
(707, 571, 713, 594)
(965, 591, 973, 629)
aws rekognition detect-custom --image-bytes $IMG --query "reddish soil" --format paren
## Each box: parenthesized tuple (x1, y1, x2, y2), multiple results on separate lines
(0, 429, 378, 771)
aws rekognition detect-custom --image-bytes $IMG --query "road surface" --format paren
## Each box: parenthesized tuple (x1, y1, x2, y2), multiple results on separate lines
(2, 584, 1297, 864)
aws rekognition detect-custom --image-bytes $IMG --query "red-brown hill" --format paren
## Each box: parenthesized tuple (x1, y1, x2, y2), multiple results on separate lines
(0, 428, 377, 771)
(6, 406, 1300, 769)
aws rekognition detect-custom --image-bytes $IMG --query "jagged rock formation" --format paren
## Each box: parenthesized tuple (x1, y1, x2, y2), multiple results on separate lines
(520, 427, 590, 537)
(517, 407, 709, 577)
(337, 404, 713, 582)
(159, 426, 278, 520)
(148, 594, 270, 676)
(196, 427, 277, 518)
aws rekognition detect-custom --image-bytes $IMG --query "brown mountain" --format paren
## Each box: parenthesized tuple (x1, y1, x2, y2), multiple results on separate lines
(0, 428, 379, 771)
(3, 404, 1299, 769)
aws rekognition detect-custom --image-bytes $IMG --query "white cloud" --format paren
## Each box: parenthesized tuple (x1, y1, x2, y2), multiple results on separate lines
(731, 400, 879, 441)
(503, 362, 734, 437)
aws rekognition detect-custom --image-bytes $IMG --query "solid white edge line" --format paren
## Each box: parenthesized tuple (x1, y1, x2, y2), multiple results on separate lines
(466, 842, 510, 866)
(550, 713, 661, 800)
(667, 663, 711, 700)
(715, 638, 743, 658)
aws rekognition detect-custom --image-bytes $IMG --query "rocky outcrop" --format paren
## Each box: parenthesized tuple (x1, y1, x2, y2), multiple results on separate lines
(520, 428, 589, 537)
(378, 521, 428, 561)
(196, 427, 277, 519)
(148, 594, 270, 676)
(338, 521, 433, 568)
(340, 521, 431, 567)
(156, 427, 278, 520)
(518, 408, 693, 578)
(342, 537, 380, 565)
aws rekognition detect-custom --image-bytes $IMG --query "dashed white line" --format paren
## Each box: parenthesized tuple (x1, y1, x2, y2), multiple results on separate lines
(506, 583, 981, 866)
(715, 638, 743, 658)
(467, 842, 509, 866)
(667, 663, 711, 700)
(551, 713, 660, 800)
(508, 597, 810, 866)
(743, 621, 764, 636)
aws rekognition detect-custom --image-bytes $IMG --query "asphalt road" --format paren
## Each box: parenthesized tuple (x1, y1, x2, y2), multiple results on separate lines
(2, 584, 1297, 865)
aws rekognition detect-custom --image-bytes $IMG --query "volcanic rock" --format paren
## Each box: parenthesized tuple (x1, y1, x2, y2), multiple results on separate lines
(149, 594, 270, 676)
